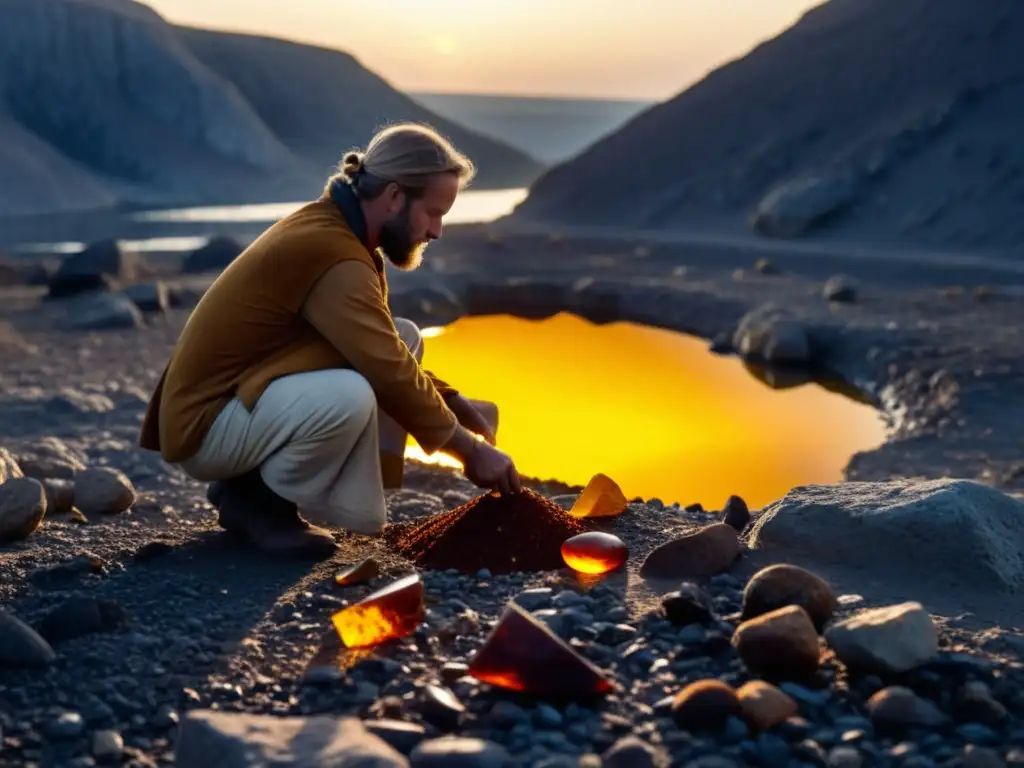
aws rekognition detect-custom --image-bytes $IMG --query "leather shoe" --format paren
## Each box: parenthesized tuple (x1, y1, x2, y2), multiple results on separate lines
(214, 469, 338, 560)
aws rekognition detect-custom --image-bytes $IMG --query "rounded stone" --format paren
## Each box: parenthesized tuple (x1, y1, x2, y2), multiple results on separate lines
(0, 477, 46, 543)
(73, 467, 136, 515)
(661, 582, 715, 626)
(737, 680, 798, 731)
(742, 564, 838, 632)
(733, 604, 821, 680)
(671, 679, 743, 730)
(640, 523, 740, 579)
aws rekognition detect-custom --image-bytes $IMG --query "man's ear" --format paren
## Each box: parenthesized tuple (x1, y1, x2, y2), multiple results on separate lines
(384, 182, 405, 214)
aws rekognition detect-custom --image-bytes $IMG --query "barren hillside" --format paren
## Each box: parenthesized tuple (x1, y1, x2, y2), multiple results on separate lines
(510, 0, 1024, 253)
(0, 0, 542, 217)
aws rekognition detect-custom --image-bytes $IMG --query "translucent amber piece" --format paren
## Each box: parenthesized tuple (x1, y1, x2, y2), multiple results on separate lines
(568, 473, 627, 519)
(335, 557, 381, 586)
(561, 532, 628, 575)
(468, 601, 613, 698)
(331, 574, 424, 649)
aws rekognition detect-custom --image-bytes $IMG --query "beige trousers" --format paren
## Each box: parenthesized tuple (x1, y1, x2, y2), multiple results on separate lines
(179, 318, 429, 535)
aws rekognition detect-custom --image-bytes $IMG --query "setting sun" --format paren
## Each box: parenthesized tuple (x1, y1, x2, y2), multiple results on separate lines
(429, 36, 459, 56)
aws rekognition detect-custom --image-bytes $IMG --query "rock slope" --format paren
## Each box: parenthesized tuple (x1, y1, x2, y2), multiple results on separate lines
(0, 0, 542, 216)
(510, 0, 1024, 253)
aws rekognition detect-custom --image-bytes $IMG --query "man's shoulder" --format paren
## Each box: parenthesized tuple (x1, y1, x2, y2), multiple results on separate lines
(261, 199, 370, 263)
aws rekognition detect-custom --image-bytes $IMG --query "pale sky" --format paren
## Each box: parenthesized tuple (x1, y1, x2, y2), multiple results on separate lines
(146, 0, 826, 100)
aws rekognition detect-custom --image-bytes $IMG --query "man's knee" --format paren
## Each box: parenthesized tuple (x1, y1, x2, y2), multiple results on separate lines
(393, 317, 424, 362)
(266, 369, 378, 435)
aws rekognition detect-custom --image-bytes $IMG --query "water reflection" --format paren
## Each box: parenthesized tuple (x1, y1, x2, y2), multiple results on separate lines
(405, 313, 887, 509)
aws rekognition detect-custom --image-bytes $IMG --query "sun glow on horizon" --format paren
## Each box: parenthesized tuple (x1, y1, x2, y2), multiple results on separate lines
(143, 0, 827, 100)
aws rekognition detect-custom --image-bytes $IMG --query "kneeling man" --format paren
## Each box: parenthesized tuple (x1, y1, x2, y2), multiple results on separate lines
(139, 123, 521, 558)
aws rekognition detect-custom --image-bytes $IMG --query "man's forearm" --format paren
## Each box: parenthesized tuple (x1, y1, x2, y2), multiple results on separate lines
(441, 425, 481, 464)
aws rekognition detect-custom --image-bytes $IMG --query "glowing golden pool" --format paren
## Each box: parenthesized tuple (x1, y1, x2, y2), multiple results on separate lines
(405, 312, 887, 510)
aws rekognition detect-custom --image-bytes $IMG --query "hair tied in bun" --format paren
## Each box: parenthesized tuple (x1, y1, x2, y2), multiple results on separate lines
(343, 151, 365, 177)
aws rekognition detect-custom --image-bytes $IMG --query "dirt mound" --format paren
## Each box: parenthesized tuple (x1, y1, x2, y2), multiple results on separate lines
(511, 0, 1024, 252)
(387, 489, 589, 574)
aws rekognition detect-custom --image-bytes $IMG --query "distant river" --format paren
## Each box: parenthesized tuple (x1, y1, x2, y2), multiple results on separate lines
(10, 188, 528, 256)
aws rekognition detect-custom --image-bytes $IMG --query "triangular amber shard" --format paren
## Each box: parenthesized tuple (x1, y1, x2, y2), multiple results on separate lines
(468, 601, 614, 698)
(331, 573, 425, 649)
(335, 557, 381, 586)
(568, 473, 627, 519)
(561, 532, 628, 575)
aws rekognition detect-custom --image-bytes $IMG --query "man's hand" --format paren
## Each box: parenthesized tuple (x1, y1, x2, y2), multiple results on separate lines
(463, 440, 521, 496)
(446, 394, 496, 445)
(442, 425, 521, 496)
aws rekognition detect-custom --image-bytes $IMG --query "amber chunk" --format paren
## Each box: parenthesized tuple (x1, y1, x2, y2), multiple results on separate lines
(335, 557, 381, 587)
(331, 574, 425, 649)
(468, 601, 613, 698)
(568, 473, 628, 519)
(561, 532, 628, 575)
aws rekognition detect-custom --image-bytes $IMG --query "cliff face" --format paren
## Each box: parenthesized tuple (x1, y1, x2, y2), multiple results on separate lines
(178, 29, 543, 189)
(0, 0, 542, 216)
(510, 0, 1024, 252)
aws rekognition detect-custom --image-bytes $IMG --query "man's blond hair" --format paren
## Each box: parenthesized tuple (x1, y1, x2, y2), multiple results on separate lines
(326, 122, 476, 198)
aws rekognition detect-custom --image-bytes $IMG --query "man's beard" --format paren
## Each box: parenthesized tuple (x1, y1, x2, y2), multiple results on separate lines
(378, 203, 427, 271)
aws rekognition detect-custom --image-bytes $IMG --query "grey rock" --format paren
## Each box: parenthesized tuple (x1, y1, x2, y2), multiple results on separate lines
(825, 602, 938, 674)
(0, 610, 55, 668)
(534, 704, 563, 729)
(0, 476, 46, 543)
(489, 702, 528, 728)
(752, 175, 859, 238)
(514, 588, 553, 611)
(47, 711, 85, 740)
(420, 685, 465, 731)
(182, 237, 244, 274)
(174, 710, 408, 767)
(722, 495, 751, 531)
(92, 730, 124, 763)
(74, 467, 137, 515)
(962, 745, 1007, 768)
(123, 281, 170, 313)
(748, 479, 1024, 592)
(551, 591, 588, 609)
(867, 686, 947, 734)
(363, 721, 426, 756)
(602, 735, 669, 768)
(0, 447, 23, 483)
(38, 595, 129, 643)
(732, 304, 810, 364)
(661, 582, 715, 626)
(67, 291, 144, 330)
(409, 736, 513, 767)
(827, 746, 862, 768)
(48, 239, 141, 298)
(823, 274, 857, 303)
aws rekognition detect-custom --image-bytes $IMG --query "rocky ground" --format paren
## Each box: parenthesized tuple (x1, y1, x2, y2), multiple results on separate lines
(1, 229, 1023, 767)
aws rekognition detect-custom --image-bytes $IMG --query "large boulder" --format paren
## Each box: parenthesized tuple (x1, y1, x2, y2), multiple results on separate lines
(181, 236, 244, 274)
(751, 175, 859, 238)
(123, 281, 169, 313)
(732, 304, 812, 365)
(47, 240, 142, 298)
(748, 479, 1024, 592)
(66, 292, 144, 330)
(174, 711, 408, 767)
